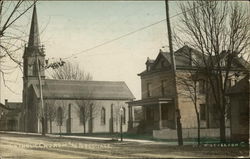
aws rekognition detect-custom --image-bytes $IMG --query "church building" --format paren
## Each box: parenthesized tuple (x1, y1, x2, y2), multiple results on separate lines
(16, 5, 134, 134)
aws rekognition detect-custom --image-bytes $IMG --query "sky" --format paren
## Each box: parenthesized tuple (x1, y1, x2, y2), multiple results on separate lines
(1, 1, 248, 103)
(1, 1, 182, 103)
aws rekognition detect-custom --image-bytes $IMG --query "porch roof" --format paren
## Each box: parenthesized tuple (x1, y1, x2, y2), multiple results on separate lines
(128, 97, 173, 106)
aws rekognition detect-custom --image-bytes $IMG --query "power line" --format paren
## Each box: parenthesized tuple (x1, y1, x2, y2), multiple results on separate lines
(62, 4, 203, 60)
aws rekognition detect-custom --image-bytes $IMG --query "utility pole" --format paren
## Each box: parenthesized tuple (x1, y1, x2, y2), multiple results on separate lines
(120, 107, 123, 142)
(164, 0, 183, 146)
(36, 47, 65, 136)
(36, 51, 45, 136)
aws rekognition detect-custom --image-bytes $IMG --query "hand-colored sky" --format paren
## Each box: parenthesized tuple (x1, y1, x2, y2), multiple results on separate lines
(2, 1, 248, 103)
(1, 1, 182, 103)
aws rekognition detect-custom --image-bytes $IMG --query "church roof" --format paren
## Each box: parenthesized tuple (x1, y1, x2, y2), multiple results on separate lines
(32, 79, 135, 100)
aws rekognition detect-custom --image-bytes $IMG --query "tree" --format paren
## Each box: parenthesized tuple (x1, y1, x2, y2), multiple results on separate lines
(49, 61, 94, 134)
(44, 100, 56, 134)
(174, 1, 250, 142)
(177, 71, 201, 145)
(48, 61, 92, 81)
(56, 100, 67, 136)
(76, 98, 97, 134)
(0, 1, 36, 86)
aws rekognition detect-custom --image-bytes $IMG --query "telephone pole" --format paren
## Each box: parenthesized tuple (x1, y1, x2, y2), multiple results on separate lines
(36, 47, 65, 136)
(36, 49, 45, 136)
(164, 0, 183, 146)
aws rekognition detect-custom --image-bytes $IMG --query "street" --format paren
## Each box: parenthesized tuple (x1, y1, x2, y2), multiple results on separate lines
(0, 132, 249, 158)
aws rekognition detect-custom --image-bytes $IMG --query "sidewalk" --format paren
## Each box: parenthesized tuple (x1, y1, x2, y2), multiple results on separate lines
(0, 131, 178, 145)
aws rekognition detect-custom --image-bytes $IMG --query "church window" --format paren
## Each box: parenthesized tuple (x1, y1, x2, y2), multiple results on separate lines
(161, 61, 165, 68)
(57, 107, 63, 126)
(80, 106, 85, 124)
(101, 107, 106, 125)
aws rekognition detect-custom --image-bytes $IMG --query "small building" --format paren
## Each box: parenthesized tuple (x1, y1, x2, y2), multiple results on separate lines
(0, 100, 22, 131)
(227, 74, 249, 142)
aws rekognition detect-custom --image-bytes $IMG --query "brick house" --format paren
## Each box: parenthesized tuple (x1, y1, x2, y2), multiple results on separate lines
(128, 45, 248, 136)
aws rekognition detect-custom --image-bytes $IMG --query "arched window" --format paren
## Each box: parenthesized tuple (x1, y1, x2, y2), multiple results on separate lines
(79, 106, 85, 124)
(57, 107, 63, 126)
(122, 107, 126, 124)
(101, 107, 106, 125)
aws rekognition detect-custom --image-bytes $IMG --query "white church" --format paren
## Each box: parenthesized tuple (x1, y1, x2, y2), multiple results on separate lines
(0, 5, 135, 134)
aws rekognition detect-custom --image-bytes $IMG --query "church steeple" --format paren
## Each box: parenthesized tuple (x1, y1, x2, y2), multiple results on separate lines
(28, 4, 40, 48)
(23, 4, 45, 78)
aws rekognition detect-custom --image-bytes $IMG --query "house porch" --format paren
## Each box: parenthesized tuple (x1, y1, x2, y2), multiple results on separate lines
(128, 98, 175, 133)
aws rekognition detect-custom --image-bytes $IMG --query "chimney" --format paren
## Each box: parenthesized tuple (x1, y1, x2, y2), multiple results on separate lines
(5, 99, 8, 107)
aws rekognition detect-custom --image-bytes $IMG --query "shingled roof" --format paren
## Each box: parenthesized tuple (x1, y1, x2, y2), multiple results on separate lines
(139, 45, 249, 76)
(32, 79, 135, 100)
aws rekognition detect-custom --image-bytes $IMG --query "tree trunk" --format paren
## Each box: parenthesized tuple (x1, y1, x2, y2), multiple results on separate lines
(49, 119, 52, 134)
(220, 115, 226, 143)
(59, 125, 62, 137)
(196, 113, 200, 146)
(83, 122, 86, 134)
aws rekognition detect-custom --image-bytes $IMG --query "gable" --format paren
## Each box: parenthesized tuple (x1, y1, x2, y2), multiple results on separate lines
(151, 52, 171, 70)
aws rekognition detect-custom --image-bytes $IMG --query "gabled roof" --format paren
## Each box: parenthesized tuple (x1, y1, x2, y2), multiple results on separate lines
(0, 102, 22, 110)
(0, 103, 9, 110)
(139, 45, 249, 76)
(32, 79, 135, 100)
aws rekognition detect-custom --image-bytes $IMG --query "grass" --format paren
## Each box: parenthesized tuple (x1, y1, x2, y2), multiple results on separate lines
(53, 132, 227, 144)
(53, 132, 249, 147)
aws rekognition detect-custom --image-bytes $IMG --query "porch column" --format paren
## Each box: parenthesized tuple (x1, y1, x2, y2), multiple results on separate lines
(128, 105, 133, 130)
(159, 103, 162, 129)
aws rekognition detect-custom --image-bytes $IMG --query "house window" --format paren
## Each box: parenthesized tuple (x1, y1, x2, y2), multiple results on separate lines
(161, 80, 167, 96)
(101, 107, 106, 125)
(147, 83, 152, 97)
(200, 104, 206, 121)
(233, 79, 237, 86)
(198, 80, 205, 94)
(122, 107, 126, 124)
(226, 79, 231, 89)
(147, 65, 151, 71)
(57, 107, 63, 126)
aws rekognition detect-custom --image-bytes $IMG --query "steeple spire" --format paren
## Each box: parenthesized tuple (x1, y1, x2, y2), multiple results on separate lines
(28, 4, 40, 48)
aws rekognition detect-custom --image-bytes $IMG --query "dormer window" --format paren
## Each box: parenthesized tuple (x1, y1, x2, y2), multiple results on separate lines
(147, 65, 151, 71)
